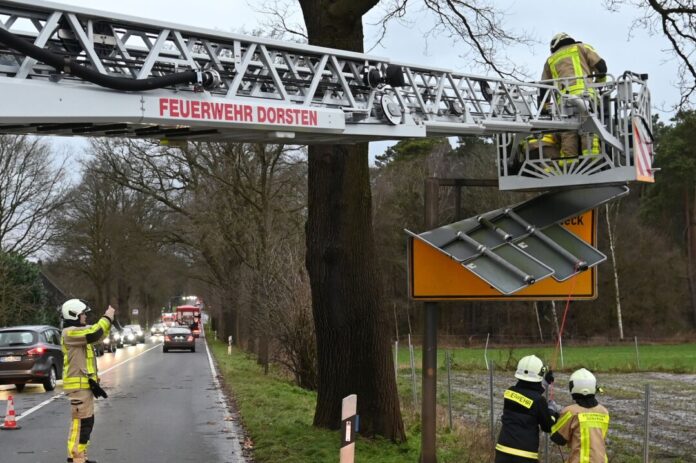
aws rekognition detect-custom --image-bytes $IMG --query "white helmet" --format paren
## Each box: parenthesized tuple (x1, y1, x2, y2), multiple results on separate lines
(550, 32, 572, 52)
(569, 368, 597, 395)
(515, 355, 546, 382)
(61, 299, 91, 321)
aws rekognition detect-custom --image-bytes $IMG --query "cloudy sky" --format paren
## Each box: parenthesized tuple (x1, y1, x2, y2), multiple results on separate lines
(40, 0, 682, 167)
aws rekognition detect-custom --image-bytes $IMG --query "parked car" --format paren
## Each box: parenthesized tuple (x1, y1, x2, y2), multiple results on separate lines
(121, 327, 139, 346)
(0, 326, 63, 392)
(150, 323, 166, 337)
(162, 327, 195, 353)
(124, 324, 145, 343)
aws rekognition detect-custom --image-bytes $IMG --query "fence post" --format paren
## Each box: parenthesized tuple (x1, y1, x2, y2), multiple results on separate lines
(227, 335, 233, 355)
(489, 360, 495, 447)
(634, 336, 641, 370)
(340, 394, 358, 463)
(544, 387, 550, 463)
(484, 332, 490, 369)
(394, 340, 399, 381)
(643, 384, 650, 462)
(408, 334, 418, 409)
(446, 351, 453, 430)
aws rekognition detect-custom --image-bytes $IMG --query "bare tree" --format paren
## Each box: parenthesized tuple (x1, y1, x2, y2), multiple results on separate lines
(605, 0, 696, 107)
(93, 139, 308, 356)
(0, 135, 67, 257)
(280, 0, 533, 441)
(55, 157, 169, 313)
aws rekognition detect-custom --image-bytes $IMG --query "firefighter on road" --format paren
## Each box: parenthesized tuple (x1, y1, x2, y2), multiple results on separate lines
(61, 299, 115, 463)
(551, 368, 610, 463)
(495, 355, 558, 462)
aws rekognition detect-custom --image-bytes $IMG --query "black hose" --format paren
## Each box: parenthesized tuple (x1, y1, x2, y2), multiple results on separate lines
(0, 26, 199, 91)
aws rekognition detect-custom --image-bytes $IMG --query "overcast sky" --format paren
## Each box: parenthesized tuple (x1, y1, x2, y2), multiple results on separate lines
(45, 0, 682, 169)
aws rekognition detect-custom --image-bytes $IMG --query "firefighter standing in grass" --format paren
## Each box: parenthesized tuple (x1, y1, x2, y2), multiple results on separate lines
(551, 368, 610, 463)
(495, 355, 559, 462)
(61, 299, 115, 463)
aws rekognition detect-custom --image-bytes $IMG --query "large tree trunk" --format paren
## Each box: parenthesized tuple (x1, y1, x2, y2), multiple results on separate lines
(686, 187, 696, 327)
(301, 1, 404, 440)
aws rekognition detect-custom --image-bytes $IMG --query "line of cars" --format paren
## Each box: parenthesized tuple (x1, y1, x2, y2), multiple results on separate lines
(94, 324, 146, 355)
(0, 323, 149, 392)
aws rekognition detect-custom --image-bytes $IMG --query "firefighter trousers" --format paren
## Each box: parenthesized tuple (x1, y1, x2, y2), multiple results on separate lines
(66, 389, 95, 463)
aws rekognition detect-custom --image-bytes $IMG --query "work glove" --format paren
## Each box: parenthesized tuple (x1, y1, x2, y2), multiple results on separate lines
(548, 399, 562, 414)
(544, 369, 555, 385)
(104, 306, 116, 322)
(541, 368, 554, 391)
(88, 378, 108, 399)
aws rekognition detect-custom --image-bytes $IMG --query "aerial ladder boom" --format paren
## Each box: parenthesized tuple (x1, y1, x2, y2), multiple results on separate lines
(0, 0, 654, 190)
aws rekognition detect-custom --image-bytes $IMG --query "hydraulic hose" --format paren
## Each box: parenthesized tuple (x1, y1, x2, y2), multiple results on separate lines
(0, 27, 214, 91)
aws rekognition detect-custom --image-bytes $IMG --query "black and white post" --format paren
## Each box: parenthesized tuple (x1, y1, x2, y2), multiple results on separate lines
(340, 394, 358, 463)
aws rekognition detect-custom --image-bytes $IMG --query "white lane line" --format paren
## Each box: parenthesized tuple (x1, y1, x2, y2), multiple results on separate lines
(204, 337, 222, 389)
(16, 342, 161, 421)
(15, 394, 61, 422)
(100, 342, 162, 375)
(204, 337, 245, 460)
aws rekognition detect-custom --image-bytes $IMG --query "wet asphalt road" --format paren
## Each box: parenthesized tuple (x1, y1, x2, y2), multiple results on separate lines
(0, 336, 245, 463)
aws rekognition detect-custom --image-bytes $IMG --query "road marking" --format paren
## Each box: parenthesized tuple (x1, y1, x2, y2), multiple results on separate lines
(204, 337, 222, 390)
(100, 342, 162, 375)
(204, 337, 245, 459)
(16, 342, 161, 421)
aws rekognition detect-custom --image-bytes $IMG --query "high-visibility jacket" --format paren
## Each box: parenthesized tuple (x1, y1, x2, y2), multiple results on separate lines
(542, 43, 604, 96)
(551, 403, 610, 463)
(61, 317, 112, 391)
(495, 382, 557, 461)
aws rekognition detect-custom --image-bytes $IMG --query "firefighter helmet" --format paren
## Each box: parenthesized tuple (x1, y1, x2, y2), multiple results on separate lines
(550, 32, 573, 52)
(515, 355, 546, 382)
(569, 368, 597, 395)
(61, 299, 91, 321)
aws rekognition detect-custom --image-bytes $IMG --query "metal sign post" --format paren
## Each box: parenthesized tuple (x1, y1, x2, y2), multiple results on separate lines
(420, 178, 440, 463)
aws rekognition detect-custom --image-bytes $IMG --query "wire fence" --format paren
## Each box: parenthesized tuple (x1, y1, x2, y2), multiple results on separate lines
(394, 336, 696, 462)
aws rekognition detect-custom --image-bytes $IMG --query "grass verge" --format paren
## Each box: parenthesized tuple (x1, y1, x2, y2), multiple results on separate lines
(209, 338, 492, 463)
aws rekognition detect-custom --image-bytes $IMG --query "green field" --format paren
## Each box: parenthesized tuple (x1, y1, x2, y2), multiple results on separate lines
(209, 339, 696, 462)
(396, 342, 696, 373)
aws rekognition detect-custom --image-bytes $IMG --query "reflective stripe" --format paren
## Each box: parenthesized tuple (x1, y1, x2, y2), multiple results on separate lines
(548, 45, 587, 95)
(578, 412, 610, 463)
(63, 377, 90, 390)
(67, 418, 80, 458)
(86, 344, 96, 376)
(503, 389, 534, 409)
(67, 317, 111, 339)
(551, 411, 574, 434)
(581, 134, 601, 155)
(495, 443, 539, 459)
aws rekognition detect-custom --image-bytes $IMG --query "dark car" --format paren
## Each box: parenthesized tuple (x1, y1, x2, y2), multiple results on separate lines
(124, 324, 145, 343)
(110, 327, 124, 348)
(163, 327, 195, 353)
(99, 330, 118, 353)
(121, 327, 139, 346)
(0, 326, 63, 392)
(149, 323, 166, 337)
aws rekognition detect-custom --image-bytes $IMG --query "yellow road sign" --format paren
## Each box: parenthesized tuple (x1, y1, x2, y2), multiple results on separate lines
(408, 210, 597, 300)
